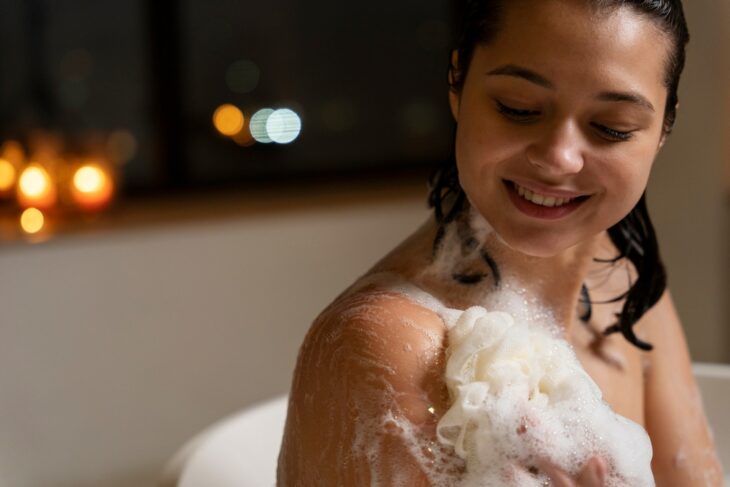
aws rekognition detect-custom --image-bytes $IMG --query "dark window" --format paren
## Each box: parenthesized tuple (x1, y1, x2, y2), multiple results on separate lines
(0, 0, 452, 195)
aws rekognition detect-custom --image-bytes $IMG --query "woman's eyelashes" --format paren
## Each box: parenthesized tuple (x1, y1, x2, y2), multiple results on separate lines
(590, 123, 635, 141)
(495, 100, 540, 122)
(494, 100, 636, 142)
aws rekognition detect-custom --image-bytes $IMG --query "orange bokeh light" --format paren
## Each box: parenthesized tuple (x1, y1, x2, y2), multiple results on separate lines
(70, 163, 114, 210)
(1, 140, 25, 165)
(0, 158, 16, 193)
(213, 104, 245, 136)
(17, 163, 56, 209)
(20, 207, 45, 234)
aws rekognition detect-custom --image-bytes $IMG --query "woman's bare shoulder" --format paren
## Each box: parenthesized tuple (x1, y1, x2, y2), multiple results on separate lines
(282, 284, 447, 485)
(288, 281, 451, 437)
(305, 283, 448, 365)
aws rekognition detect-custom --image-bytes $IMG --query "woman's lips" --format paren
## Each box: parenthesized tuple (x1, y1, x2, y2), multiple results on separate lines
(504, 180, 589, 220)
(509, 178, 588, 199)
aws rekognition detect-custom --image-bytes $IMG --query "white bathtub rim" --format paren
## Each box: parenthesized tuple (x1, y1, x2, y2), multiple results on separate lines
(693, 362, 730, 379)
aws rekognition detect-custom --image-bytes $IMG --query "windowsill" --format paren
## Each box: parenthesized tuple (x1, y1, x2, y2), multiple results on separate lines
(0, 173, 430, 249)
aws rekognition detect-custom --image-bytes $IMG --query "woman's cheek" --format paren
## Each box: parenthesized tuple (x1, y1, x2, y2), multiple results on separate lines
(456, 132, 518, 180)
(603, 162, 650, 218)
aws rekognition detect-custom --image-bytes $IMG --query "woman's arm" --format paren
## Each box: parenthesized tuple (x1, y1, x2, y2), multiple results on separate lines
(640, 291, 724, 486)
(277, 290, 453, 486)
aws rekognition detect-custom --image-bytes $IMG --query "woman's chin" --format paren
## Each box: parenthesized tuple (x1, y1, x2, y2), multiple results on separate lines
(469, 204, 593, 259)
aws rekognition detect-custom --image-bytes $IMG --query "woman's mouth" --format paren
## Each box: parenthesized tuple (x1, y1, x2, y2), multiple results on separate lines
(504, 180, 590, 220)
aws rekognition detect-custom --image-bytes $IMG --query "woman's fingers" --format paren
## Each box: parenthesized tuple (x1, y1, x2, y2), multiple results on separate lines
(576, 457, 607, 486)
(535, 456, 607, 487)
(535, 460, 574, 487)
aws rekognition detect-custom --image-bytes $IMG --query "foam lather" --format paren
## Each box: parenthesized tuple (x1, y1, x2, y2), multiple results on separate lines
(436, 306, 654, 486)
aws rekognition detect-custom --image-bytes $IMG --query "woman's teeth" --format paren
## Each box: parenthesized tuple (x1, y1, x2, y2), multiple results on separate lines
(514, 183, 575, 208)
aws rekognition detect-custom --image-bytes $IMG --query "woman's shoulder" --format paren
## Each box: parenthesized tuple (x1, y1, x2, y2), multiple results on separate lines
(309, 276, 448, 357)
(294, 276, 452, 420)
(282, 276, 453, 485)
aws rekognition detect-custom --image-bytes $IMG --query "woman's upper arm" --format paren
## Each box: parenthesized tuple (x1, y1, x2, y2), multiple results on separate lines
(640, 290, 724, 486)
(278, 291, 450, 486)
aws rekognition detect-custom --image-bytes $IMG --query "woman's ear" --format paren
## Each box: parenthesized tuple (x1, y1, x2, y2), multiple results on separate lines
(658, 102, 679, 149)
(448, 50, 461, 121)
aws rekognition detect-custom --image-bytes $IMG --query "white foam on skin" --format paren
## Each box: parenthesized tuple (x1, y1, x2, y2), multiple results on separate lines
(435, 305, 654, 486)
(358, 270, 655, 485)
(341, 208, 655, 486)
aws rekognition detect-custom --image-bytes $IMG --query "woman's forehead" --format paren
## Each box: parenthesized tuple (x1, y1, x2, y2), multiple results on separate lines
(494, 0, 668, 56)
(473, 0, 670, 98)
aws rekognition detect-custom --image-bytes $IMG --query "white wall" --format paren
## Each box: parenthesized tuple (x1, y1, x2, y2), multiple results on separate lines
(0, 198, 430, 487)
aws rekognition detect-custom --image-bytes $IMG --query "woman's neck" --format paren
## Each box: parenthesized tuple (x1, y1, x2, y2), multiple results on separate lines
(415, 205, 601, 333)
(483, 230, 599, 327)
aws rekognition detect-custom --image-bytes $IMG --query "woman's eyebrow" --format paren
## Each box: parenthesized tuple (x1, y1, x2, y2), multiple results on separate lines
(486, 64, 655, 112)
(595, 91, 655, 112)
(486, 64, 554, 89)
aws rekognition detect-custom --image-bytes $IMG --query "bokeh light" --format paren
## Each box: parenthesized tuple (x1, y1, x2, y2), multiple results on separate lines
(1, 140, 25, 164)
(213, 104, 245, 136)
(249, 108, 274, 143)
(266, 108, 302, 144)
(17, 163, 56, 209)
(73, 165, 105, 193)
(19, 164, 52, 199)
(20, 208, 44, 234)
(107, 130, 138, 165)
(71, 163, 114, 210)
(225, 60, 260, 94)
(232, 118, 255, 147)
(0, 158, 16, 192)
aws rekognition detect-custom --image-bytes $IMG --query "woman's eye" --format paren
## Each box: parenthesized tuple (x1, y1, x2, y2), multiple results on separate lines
(592, 123, 634, 142)
(495, 100, 540, 122)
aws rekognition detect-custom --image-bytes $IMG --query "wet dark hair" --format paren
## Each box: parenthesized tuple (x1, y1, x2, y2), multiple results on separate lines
(428, 0, 690, 350)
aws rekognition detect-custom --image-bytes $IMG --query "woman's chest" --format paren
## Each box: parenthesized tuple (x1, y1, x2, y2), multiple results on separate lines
(569, 320, 646, 427)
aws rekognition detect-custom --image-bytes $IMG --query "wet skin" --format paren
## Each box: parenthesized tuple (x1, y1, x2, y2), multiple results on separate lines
(278, 218, 721, 485)
(278, 0, 724, 485)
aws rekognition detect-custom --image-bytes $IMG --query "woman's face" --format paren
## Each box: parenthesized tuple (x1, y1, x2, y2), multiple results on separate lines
(450, 0, 671, 258)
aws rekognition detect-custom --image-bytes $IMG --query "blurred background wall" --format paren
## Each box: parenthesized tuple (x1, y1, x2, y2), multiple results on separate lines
(647, 0, 730, 364)
(0, 187, 430, 487)
(0, 1, 727, 486)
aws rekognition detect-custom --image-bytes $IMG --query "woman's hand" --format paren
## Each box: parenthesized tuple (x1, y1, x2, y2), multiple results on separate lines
(514, 414, 607, 486)
(537, 456, 607, 487)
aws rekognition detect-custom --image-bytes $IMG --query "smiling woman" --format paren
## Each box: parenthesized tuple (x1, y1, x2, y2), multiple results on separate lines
(277, 0, 724, 485)
(448, 2, 670, 260)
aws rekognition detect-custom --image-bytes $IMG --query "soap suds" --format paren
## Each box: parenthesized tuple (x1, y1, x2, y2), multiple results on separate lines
(435, 305, 654, 486)
(370, 209, 654, 485)
(283, 206, 656, 486)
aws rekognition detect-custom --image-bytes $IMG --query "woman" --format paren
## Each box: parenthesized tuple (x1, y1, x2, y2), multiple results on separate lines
(278, 0, 725, 485)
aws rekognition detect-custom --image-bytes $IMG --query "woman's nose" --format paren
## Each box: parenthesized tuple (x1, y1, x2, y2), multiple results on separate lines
(525, 121, 585, 176)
